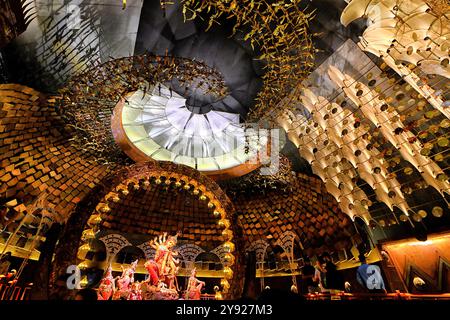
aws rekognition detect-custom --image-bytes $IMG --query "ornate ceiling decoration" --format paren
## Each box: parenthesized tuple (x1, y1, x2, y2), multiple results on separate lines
(341, 0, 449, 118)
(169, 0, 316, 121)
(58, 53, 228, 163)
(219, 156, 295, 196)
(112, 83, 266, 175)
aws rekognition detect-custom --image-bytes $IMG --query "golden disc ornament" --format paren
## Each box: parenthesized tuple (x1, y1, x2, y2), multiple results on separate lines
(418, 210, 427, 218)
(434, 154, 444, 162)
(432, 206, 443, 218)
(404, 167, 413, 175)
(437, 137, 448, 147)
(440, 119, 449, 129)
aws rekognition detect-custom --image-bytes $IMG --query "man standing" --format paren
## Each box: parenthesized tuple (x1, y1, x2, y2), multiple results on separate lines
(322, 252, 345, 291)
(356, 254, 387, 294)
(301, 257, 320, 294)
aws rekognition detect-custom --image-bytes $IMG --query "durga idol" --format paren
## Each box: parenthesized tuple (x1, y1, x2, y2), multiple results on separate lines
(144, 232, 180, 291)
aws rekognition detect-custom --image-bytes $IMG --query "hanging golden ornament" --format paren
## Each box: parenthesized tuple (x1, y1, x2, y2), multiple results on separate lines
(80, 276, 89, 287)
(418, 210, 427, 218)
(77, 244, 91, 259)
(88, 214, 102, 227)
(434, 154, 444, 162)
(407, 99, 415, 107)
(399, 214, 409, 222)
(429, 125, 439, 134)
(417, 100, 427, 108)
(82, 229, 96, 240)
(437, 137, 448, 147)
(440, 119, 449, 129)
(418, 131, 429, 139)
(412, 213, 422, 222)
(223, 241, 235, 253)
(401, 185, 413, 194)
(389, 219, 397, 226)
(432, 206, 444, 218)
(404, 167, 413, 175)
(78, 261, 89, 270)
(395, 92, 405, 101)
(220, 279, 230, 290)
(420, 145, 432, 156)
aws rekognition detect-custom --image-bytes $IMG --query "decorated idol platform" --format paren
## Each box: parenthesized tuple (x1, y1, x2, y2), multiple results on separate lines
(97, 232, 209, 301)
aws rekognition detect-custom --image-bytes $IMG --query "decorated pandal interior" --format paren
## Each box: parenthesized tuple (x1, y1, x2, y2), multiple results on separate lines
(97, 233, 206, 301)
(0, 0, 450, 303)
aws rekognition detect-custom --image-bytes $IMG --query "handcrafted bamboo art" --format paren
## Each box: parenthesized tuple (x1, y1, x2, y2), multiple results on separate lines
(170, 0, 316, 120)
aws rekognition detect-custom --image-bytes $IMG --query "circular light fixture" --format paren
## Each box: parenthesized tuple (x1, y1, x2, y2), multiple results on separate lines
(112, 86, 265, 180)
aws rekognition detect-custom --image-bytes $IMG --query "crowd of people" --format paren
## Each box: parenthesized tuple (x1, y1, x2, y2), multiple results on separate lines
(301, 252, 386, 295)
(2, 249, 387, 300)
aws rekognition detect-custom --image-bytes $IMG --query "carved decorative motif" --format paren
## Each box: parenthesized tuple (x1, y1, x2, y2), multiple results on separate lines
(99, 234, 132, 263)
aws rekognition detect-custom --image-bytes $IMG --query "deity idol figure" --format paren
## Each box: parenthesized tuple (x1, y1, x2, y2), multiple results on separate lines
(128, 282, 142, 300)
(97, 265, 115, 300)
(144, 232, 180, 290)
(184, 268, 205, 300)
(113, 259, 138, 300)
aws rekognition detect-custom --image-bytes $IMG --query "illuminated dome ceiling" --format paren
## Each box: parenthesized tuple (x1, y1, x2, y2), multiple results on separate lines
(114, 83, 266, 173)
(2, 1, 450, 301)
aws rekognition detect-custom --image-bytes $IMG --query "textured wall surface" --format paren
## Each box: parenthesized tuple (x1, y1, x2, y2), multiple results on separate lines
(0, 84, 115, 225)
(233, 173, 357, 256)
